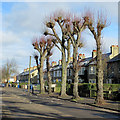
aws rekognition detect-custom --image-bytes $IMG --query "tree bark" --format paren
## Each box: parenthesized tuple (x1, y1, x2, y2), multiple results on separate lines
(40, 57, 45, 94)
(46, 56, 52, 94)
(60, 46, 67, 97)
(96, 37, 104, 104)
(73, 46, 79, 99)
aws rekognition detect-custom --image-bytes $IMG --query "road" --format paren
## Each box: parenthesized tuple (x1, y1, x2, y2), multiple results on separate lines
(0, 87, 120, 120)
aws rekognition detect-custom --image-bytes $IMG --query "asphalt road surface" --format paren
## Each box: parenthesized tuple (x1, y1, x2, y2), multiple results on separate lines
(0, 87, 120, 120)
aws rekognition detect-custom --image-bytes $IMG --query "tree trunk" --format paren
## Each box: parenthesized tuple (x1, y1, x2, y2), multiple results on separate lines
(60, 47, 67, 97)
(96, 38, 104, 104)
(35, 58, 40, 93)
(73, 47, 79, 99)
(46, 56, 52, 94)
(40, 57, 45, 94)
(48, 71, 52, 94)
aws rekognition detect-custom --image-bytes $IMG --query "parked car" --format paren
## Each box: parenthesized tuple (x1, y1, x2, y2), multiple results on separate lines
(0, 83, 5, 87)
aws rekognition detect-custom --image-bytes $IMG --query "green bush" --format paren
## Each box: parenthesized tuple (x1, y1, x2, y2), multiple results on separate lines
(55, 81, 62, 87)
(11, 83, 17, 87)
(19, 82, 28, 86)
(37, 85, 40, 90)
(55, 87, 61, 93)
(66, 83, 120, 100)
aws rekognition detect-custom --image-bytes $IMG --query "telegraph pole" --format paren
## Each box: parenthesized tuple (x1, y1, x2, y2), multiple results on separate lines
(28, 56, 31, 95)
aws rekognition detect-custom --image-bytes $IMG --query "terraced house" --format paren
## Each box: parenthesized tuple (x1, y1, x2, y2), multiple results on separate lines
(44, 45, 119, 84)
(17, 66, 38, 84)
(17, 45, 119, 85)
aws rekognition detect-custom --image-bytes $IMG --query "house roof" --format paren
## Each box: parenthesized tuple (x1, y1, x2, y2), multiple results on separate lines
(84, 53, 111, 66)
(20, 69, 38, 76)
(108, 53, 120, 63)
(48, 52, 111, 70)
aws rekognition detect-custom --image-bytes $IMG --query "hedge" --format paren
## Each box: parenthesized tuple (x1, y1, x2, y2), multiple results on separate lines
(56, 83, 120, 100)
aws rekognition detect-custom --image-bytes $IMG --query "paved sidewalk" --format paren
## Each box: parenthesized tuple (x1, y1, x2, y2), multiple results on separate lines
(36, 92, 120, 112)
(76, 97, 120, 112)
(14, 88, 120, 113)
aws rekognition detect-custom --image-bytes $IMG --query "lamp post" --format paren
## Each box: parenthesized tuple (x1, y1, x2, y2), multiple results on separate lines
(28, 56, 31, 95)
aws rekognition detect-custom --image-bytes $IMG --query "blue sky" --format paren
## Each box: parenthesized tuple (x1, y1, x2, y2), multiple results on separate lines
(1, 1, 119, 73)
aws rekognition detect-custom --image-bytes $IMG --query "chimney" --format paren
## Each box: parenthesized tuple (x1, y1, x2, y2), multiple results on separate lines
(82, 54, 85, 59)
(59, 60, 62, 65)
(110, 45, 119, 59)
(78, 54, 85, 61)
(26, 68, 29, 71)
(54, 62, 57, 66)
(92, 50, 97, 58)
(30, 67, 33, 71)
(33, 66, 37, 70)
(52, 61, 56, 67)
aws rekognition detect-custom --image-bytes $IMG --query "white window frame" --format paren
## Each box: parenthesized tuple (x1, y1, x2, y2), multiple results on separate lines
(69, 69, 72, 76)
(89, 66, 96, 74)
(79, 67, 85, 75)
(54, 71, 56, 77)
(59, 70, 61, 77)
(57, 70, 59, 77)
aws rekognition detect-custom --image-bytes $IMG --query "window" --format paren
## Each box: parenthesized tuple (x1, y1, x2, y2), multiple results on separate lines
(55, 71, 57, 77)
(89, 79, 96, 83)
(89, 66, 96, 74)
(78, 69, 81, 75)
(69, 69, 72, 76)
(82, 67, 85, 74)
(54, 71, 56, 77)
(79, 67, 85, 75)
(78, 78, 83, 83)
(67, 69, 71, 76)
(59, 70, 61, 77)
(50, 72, 52, 77)
(57, 70, 59, 77)
(111, 66, 114, 73)
(119, 68, 120, 72)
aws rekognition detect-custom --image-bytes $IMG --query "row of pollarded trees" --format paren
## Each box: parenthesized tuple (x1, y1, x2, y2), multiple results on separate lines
(32, 10, 109, 105)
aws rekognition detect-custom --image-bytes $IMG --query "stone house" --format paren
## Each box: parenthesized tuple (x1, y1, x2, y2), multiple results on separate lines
(107, 53, 120, 84)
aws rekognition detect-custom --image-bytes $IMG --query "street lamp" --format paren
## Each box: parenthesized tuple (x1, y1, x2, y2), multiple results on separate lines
(28, 56, 31, 95)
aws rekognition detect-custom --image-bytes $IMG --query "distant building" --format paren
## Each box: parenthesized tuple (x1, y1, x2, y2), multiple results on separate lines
(16, 66, 38, 84)
(107, 53, 120, 84)
(9, 76, 16, 83)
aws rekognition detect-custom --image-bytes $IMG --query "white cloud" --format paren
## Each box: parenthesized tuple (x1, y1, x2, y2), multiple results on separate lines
(1, 31, 22, 45)
(3, 2, 70, 33)
(101, 37, 118, 53)
(1, 2, 118, 72)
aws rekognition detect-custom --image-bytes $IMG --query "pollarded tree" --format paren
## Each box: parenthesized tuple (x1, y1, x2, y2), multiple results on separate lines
(65, 15, 88, 99)
(84, 11, 109, 104)
(44, 11, 71, 97)
(32, 36, 54, 94)
(46, 36, 54, 94)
